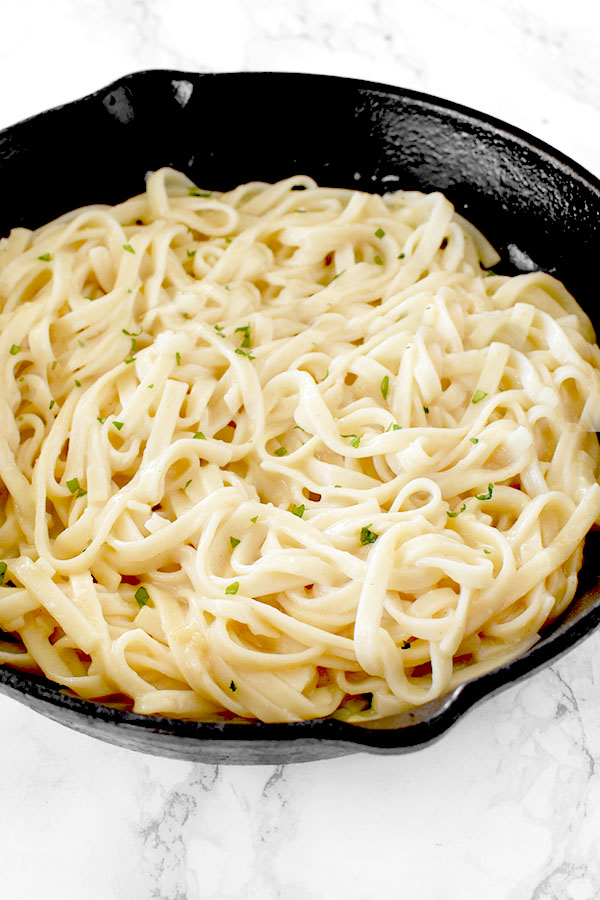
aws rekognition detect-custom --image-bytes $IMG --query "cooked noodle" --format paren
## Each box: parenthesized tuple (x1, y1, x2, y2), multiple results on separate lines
(0, 167, 599, 724)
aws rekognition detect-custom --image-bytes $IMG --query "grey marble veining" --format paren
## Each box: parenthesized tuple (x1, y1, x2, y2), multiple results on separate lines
(1, 2, 600, 898)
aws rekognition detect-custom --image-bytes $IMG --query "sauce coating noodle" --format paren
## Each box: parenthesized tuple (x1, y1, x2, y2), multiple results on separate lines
(0, 168, 599, 724)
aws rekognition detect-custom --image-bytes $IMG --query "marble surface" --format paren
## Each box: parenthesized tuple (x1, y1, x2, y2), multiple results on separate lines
(1, 1, 600, 898)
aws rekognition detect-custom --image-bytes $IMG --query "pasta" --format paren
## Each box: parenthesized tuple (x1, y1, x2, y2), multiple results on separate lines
(0, 167, 599, 725)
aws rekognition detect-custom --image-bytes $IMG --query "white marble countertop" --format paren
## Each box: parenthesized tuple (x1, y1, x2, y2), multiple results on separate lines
(2, 2, 600, 898)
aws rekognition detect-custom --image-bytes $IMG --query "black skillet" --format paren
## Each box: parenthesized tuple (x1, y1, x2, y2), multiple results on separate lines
(0, 70, 599, 763)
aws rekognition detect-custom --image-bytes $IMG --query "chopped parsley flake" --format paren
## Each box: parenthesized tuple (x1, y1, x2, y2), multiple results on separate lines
(475, 483, 494, 501)
(234, 348, 255, 359)
(484, 548, 491, 554)
(274, 446, 288, 457)
(342, 433, 361, 448)
(186, 249, 196, 258)
(386, 423, 401, 431)
(225, 237, 233, 244)
(134, 586, 150, 607)
(113, 421, 124, 431)
(0, 562, 7, 585)
(375, 228, 386, 239)
(175, 352, 182, 366)
(398, 252, 405, 259)
(234, 324, 251, 348)
(230, 536, 240, 548)
(381, 375, 389, 400)
(472, 389, 487, 404)
(193, 431, 206, 439)
(49, 400, 55, 410)
(97, 416, 107, 424)
(423, 406, 429, 414)
(360, 525, 379, 545)
(9, 344, 20, 355)
(225, 582, 239, 595)
(124, 357, 136, 364)
(374, 255, 384, 266)
(122, 244, 135, 254)
(74, 379, 81, 387)
(122, 327, 142, 337)
(470, 437, 479, 444)
(66, 477, 87, 498)
(37, 253, 52, 262)
(250, 515, 258, 523)
(188, 188, 211, 197)
(331, 269, 346, 282)
(291, 503, 305, 518)
(184, 479, 192, 489)
(447, 503, 466, 518)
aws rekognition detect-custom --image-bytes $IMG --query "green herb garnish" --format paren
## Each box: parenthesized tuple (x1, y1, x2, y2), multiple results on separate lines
(475, 483, 494, 501)
(360, 525, 379, 545)
(423, 406, 429, 414)
(225, 582, 239, 595)
(38, 253, 51, 262)
(97, 416, 107, 424)
(49, 400, 55, 410)
(374, 255, 384, 266)
(331, 269, 346, 282)
(398, 252, 405, 259)
(250, 515, 258, 523)
(66, 477, 87, 498)
(175, 352, 182, 366)
(188, 188, 211, 198)
(291, 504, 305, 518)
(274, 446, 288, 457)
(113, 421, 124, 431)
(234, 348, 255, 359)
(186, 249, 196, 258)
(380, 375, 389, 400)
(230, 536, 240, 548)
(74, 379, 81, 387)
(184, 479, 192, 489)
(234, 324, 251, 348)
(375, 228, 386, 239)
(193, 431, 206, 439)
(122, 244, 135, 254)
(386, 423, 401, 431)
(122, 327, 142, 337)
(447, 504, 466, 518)
(134, 586, 150, 607)
(472, 389, 487, 404)
(9, 344, 20, 355)
(470, 437, 479, 444)
(342, 433, 360, 448)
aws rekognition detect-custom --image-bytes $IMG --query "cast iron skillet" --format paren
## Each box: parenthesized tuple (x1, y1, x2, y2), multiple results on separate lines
(1, 70, 599, 764)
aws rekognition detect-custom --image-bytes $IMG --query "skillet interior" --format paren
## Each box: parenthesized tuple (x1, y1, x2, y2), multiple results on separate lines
(0, 70, 599, 763)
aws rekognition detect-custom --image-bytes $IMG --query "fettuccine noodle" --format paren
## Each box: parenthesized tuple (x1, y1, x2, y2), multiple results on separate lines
(0, 168, 599, 724)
